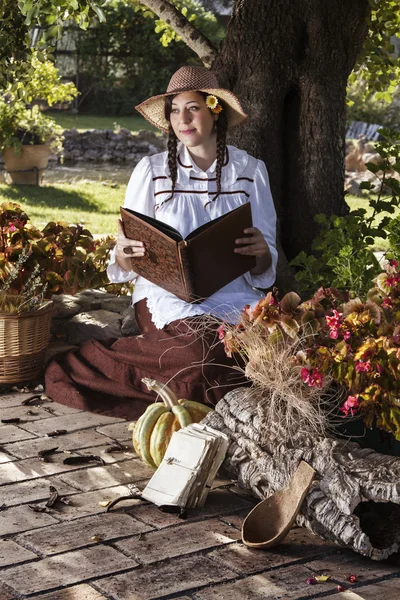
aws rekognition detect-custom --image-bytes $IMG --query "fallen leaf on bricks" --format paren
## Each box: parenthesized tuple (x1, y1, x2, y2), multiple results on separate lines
(63, 455, 105, 466)
(38, 447, 59, 460)
(46, 430, 67, 437)
(99, 500, 111, 508)
(45, 486, 59, 508)
(29, 504, 48, 513)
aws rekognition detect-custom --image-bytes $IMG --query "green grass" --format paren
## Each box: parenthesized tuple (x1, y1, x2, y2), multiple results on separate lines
(0, 186, 394, 243)
(48, 112, 157, 133)
(0, 181, 124, 235)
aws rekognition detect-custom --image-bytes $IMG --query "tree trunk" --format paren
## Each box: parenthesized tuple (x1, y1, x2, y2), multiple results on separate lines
(212, 0, 370, 263)
(203, 388, 400, 561)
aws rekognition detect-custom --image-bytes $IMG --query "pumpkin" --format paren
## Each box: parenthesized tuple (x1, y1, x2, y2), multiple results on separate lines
(129, 377, 213, 468)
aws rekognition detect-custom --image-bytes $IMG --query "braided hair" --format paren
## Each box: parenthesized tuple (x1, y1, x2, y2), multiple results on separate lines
(163, 92, 228, 206)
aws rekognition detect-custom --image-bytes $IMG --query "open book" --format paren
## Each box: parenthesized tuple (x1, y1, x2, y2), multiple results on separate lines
(141, 423, 229, 509)
(120, 202, 256, 303)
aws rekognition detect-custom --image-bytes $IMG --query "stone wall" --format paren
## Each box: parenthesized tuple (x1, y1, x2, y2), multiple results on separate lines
(51, 289, 139, 346)
(62, 128, 167, 163)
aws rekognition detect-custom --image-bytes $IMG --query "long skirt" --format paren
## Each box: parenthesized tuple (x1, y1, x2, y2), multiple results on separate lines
(44, 299, 247, 421)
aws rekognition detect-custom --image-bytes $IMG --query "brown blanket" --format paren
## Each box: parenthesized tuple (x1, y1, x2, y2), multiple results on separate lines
(45, 300, 246, 421)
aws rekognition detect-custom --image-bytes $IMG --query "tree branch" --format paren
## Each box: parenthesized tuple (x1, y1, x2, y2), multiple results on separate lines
(141, 0, 218, 68)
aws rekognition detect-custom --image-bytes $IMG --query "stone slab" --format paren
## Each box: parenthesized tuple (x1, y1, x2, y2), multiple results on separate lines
(209, 527, 338, 575)
(17, 512, 153, 556)
(4, 428, 116, 460)
(18, 411, 123, 436)
(0, 581, 17, 600)
(305, 550, 400, 583)
(0, 392, 39, 408)
(0, 539, 38, 567)
(0, 545, 138, 596)
(321, 580, 400, 600)
(96, 421, 132, 441)
(95, 554, 237, 599)
(129, 490, 253, 529)
(1, 477, 76, 508)
(0, 504, 59, 536)
(0, 449, 15, 463)
(55, 459, 153, 492)
(34, 584, 109, 600)
(41, 484, 144, 521)
(74, 444, 136, 465)
(115, 518, 240, 564)
(0, 454, 105, 485)
(0, 424, 37, 444)
(66, 310, 122, 343)
(0, 401, 82, 424)
(194, 564, 337, 599)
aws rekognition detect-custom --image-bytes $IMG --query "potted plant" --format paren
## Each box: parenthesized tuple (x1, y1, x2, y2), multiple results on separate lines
(0, 52, 78, 185)
(217, 262, 400, 456)
(0, 201, 119, 383)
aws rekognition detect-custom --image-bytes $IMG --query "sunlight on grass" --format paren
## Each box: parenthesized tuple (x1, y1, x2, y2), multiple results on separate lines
(0, 182, 124, 235)
(346, 193, 395, 251)
(48, 112, 157, 133)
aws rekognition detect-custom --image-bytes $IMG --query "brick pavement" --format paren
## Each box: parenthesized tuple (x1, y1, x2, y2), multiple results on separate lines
(1, 390, 400, 599)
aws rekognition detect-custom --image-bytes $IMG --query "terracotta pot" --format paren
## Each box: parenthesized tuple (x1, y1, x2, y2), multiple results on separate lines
(2, 145, 50, 185)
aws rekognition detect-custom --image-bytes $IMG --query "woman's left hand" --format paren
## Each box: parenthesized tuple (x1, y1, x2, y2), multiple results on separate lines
(234, 227, 269, 257)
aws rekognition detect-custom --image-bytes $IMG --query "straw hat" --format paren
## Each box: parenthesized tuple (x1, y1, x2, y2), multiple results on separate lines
(135, 66, 248, 133)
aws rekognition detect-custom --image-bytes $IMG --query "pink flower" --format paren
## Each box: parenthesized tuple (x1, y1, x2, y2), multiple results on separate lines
(391, 260, 398, 268)
(217, 324, 225, 341)
(8, 222, 17, 232)
(329, 328, 339, 339)
(301, 367, 323, 387)
(340, 395, 359, 417)
(355, 361, 371, 373)
(343, 330, 351, 341)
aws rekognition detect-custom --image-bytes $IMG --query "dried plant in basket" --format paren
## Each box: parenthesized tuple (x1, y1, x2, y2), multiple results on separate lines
(217, 291, 340, 442)
(0, 248, 48, 314)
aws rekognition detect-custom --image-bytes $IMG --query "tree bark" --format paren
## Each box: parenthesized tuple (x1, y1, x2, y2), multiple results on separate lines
(212, 0, 371, 261)
(203, 388, 400, 560)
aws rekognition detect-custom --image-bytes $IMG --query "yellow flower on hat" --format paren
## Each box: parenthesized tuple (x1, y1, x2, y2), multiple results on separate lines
(206, 95, 219, 109)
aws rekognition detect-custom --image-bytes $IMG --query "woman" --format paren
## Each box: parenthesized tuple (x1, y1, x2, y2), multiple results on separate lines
(45, 66, 278, 420)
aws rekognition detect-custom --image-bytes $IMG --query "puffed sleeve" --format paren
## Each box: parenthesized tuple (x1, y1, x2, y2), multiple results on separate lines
(107, 157, 155, 283)
(243, 159, 278, 289)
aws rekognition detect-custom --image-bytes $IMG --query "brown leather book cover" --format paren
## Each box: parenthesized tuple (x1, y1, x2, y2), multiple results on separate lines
(120, 203, 256, 303)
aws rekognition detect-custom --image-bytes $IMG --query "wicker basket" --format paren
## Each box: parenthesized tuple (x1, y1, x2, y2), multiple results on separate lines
(0, 300, 54, 384)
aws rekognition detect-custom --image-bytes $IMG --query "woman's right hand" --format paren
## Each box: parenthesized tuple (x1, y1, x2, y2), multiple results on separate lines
(115, 219, 146, 270)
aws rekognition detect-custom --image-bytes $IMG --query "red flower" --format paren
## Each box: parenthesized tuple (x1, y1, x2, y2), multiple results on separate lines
(340, 395, 359, 417)
(391, 260, 398, 267)
(355, 361, 371, 373)
(301, 367, 323, 387)
(382, 298, 392, 309)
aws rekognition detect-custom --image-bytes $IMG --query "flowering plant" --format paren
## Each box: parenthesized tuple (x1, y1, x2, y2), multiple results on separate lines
(0, 202, 122, 313)
(218, 261, 400, 442)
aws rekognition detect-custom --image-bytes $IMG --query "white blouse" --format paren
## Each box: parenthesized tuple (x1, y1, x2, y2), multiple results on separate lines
(107, 144, 278, 329)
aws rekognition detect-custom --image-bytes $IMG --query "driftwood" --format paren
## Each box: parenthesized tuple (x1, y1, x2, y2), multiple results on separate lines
(203, 388, 400, 560)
